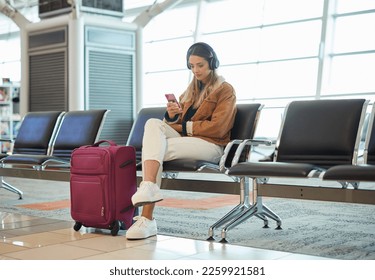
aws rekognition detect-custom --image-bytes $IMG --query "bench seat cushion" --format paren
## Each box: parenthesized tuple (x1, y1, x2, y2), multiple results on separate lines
(323, 164, 375, 181)
(2, 154, 69, 165)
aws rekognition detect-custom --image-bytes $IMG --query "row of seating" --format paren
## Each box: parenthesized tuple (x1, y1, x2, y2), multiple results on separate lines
(0, 109, 108, 199)
(127, 98, 375, 242)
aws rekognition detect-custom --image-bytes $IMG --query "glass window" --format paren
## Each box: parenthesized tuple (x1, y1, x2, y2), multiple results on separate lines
(262, 0, 324, 24)
(143, 70, 190, 106)
(336, 0, 375, 13)
(253, 107, 284, 139)
(219, 64, 259, 100)
(202, 0, 324, 32)
(324, 53, 375, 95)
(333, 13, 375, 53)
(220, 58, 318, 100)
(0, 19, 19, 35)
(0, 37, 20, 62)
(257, 58, 318, 98)
(144, 38, 193, 72)
(259, 20, 321, 60)
(0, 61, 21, 82)
(0, 37, 21, 82)
(143, 5, 197, 41)
(326, 4, 375, 97)
(202, 0, 264, 32)
(201, 29, 261, 65)
(106, 0, 371, 110)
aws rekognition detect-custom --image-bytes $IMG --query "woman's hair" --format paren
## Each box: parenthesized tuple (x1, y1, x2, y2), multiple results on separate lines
(182, 43, 220, 108)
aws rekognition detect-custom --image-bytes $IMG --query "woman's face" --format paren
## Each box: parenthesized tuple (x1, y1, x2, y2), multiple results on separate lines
(188, 55, 211, 84)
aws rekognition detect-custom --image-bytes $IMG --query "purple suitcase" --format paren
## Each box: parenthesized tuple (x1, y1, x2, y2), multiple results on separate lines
(70, 140, 137, 236)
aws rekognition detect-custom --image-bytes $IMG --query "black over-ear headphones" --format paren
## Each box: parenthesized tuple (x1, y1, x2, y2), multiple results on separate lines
(186, 42, 220, 70)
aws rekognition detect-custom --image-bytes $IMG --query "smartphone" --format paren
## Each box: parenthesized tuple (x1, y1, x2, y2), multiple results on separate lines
(165, 93, 181, 108)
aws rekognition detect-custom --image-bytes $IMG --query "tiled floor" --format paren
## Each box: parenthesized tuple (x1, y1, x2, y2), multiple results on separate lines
(0, 211, 331, 260)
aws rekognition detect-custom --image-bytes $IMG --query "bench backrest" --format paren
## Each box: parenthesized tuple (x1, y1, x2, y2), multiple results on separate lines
(12, 111, 64, 155)
(275, 99, 368, 168)
(225, 103, 262, 167)
(50, 109, 108, 159)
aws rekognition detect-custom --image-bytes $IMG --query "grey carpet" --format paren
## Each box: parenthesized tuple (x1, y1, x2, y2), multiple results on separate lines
(1, 177, 375, 260)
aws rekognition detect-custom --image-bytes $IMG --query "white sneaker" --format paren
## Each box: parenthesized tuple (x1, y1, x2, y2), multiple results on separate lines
(126, 216, 157, 240)
(131, 181, 163, 207)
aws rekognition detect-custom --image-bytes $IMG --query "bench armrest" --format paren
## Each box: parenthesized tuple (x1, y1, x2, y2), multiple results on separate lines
(218, 139, 244, 172)
(231, 138, 273, 166)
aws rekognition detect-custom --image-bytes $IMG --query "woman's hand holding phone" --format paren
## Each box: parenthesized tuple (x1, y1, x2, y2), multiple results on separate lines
(165, 93, 181, 108)
(165, 93, 182, 118)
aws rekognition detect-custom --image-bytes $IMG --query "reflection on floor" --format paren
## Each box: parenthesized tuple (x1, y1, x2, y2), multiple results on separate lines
(0, 212, 331, 260)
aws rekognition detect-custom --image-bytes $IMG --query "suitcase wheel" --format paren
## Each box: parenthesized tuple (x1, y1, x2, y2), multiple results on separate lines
(73, 222, 82, 231)
(110, 220, 121, 236)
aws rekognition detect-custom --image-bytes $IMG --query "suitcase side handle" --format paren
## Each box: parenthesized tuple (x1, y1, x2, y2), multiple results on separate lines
(92, 140, 117, 147)
(120, 159, 134, 168)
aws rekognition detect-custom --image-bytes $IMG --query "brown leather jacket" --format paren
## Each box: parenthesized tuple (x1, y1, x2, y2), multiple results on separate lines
(167, 80, 237, 146)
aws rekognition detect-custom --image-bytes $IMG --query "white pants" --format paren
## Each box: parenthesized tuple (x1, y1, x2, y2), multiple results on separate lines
(142, 118, 224, 186)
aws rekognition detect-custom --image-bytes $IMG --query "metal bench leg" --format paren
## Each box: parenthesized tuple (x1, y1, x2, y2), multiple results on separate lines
(207, 177, 252, 240)
(257, 197, 282, 229)
(1, 177, 23, 199)
(219, 178, 282, 243)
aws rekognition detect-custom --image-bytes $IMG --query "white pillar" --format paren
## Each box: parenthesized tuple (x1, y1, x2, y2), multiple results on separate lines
(68, 15, 84, 110)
